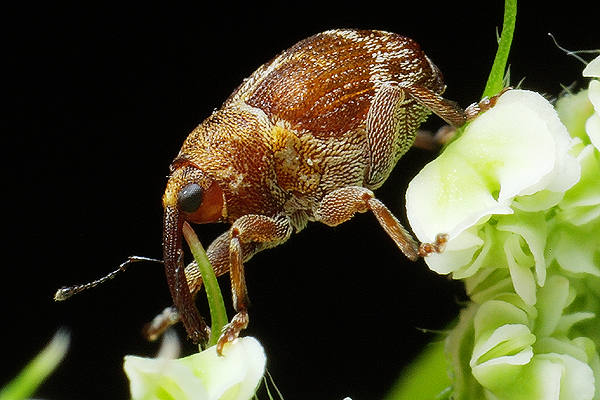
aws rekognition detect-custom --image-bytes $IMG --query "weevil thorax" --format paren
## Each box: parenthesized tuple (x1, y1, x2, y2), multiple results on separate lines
(165, 103, 286, 223)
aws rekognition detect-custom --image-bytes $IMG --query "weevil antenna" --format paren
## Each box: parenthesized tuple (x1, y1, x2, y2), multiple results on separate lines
(54, 256, 163, 301)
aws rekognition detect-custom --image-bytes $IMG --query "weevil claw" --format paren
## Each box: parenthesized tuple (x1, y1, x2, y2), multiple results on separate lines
(418, 233, 448, 257)
(216, 311, 249, 356)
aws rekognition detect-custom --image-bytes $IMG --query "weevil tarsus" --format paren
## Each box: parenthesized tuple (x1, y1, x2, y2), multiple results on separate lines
(144, 306, 182, 342)
(413, 126, 458, 150)
(465, 87, 513, 121)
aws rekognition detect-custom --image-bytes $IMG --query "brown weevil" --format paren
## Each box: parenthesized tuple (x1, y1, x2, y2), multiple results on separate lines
(161, 29, 469, 354)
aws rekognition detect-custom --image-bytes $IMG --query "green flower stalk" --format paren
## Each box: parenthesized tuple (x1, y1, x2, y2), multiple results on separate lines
(405, 57, 600, 400)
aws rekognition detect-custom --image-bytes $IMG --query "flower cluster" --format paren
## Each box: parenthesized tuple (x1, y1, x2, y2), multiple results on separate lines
(406, 57, 600, 399)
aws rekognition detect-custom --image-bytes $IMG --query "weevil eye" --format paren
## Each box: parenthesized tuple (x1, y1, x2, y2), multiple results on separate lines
(177, 183, 204, 213)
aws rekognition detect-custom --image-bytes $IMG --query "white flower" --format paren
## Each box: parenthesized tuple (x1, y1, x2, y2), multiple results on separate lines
(583, 56, 600, 150)
(406, 90, 581, 304)
(407, 89, 579, 244)
(124, 336, 266, 400)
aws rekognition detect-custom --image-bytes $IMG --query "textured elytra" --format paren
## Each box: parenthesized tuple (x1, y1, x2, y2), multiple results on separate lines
(226, 29, 443, 139)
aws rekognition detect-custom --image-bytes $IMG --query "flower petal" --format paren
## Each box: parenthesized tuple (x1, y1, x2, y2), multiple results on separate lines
(407, 90, 579, 257)
(124, 337, 266, 400)
(556, 89, 594, 143)
(497, 212, 547, 287)
(534, 275, 571, 337)
(559, 145, 600, 211)
(406, 151, 511, 244)
(550, 220, 600, 277)
(423, 227, 484, 274)
(473, 300, 530, 336)
(586, 80, 600, 150)
(536, 353, 596, 400)
(458, 90, 578, 199)
(504, 235, 537, 305)
(471, 324, 535, 367)
(583, 56, 600, 78)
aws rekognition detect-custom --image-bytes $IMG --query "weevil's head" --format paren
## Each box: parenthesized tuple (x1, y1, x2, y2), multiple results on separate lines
(163, 158, 226, 225)
(161, 158, 226, 342)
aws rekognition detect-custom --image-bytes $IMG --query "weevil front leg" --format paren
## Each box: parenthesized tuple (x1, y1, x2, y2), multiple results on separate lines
(215, 214, 293, 355)
(315, 186, 446, 261)
(144, 231, 265, 342)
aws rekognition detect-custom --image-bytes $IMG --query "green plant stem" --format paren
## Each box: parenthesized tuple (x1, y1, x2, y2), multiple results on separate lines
(482, 0, 517, 99)
(182, 222, 228, 348)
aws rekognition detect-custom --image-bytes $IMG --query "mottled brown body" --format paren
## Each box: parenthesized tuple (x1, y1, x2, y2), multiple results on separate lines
(161, 29, 466, 352)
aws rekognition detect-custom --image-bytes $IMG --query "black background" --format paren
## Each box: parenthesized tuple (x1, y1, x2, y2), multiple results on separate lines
(3, 2, 596, 399)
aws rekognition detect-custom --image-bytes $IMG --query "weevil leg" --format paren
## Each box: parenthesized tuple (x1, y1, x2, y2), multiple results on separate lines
(413, 125, 457, 150)
(143, 255, 221, 342)
(365, 83, 466, 188)
(144, 231, 264, 342)
(365, 83, 413, 187)
(216, 215, 293, 355)
(180, 231, 236, 296)
(411, 88, 512, 151)
(402, 85, 467, 127)
(144, 306, 181, 341)
(464, 87, 512, 121)
(314, 186, 446, 261)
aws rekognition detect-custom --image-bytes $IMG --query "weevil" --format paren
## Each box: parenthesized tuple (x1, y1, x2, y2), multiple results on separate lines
(161, 29, 470, 353)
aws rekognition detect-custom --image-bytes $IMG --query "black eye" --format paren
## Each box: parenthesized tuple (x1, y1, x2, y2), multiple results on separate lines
(177, 183, 204, 213)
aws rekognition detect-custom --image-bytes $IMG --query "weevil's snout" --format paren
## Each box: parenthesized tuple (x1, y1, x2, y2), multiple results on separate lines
(162, 165, 224, 342)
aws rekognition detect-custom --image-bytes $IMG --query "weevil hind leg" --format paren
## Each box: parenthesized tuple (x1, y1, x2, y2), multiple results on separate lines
(314, 186, 446, 261)
(464, 87, 512, 121)
(413, 125, 457, 151)
(365, 83, 466, 188)
(402, 85, 467, 128)
(410, 88, 512, 151)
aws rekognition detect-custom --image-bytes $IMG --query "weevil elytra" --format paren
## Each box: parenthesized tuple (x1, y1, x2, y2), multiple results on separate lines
(161, 29, 468, 353)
